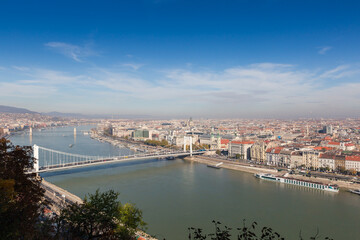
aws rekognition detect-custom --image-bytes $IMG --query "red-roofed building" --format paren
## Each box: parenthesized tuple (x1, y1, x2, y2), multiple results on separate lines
(265, 147, 285, 166)
(324, 141, 345, 150)
(220, 139, 229, 149)
(324, 141, 355, 151)
(313, 146, 334, 151)
(274, 147, 283, 154)
(346, 156, 360, 161)
(345, 155, 360, 172)
(345, 143, 355, 151)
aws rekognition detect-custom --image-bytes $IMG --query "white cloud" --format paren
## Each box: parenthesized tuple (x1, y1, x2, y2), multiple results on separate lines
(249, 63, 294, 69)
(319, 65, 360, 79)
(12, 66, 30, 71)
(0, 82, 57, 98)
(90, 63, 360, 111)
(32, 69, 85, 84)
(0, 67, 87, 101)
(14, 68, 86, 86)
(0, 66, 6, 71)
(157, 63, 314, 103)
(122, 63, 144, 70)
(318, 46, 332, 55)
(2, 62, 360, 117)
(45, 42, 97, 62)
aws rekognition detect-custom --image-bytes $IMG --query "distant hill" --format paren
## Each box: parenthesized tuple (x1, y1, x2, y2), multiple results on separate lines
(0, 105, 152, 119)
(45, 111, 152, 119)
(0, 105, 38, 114)
(45, 111, 88, 118)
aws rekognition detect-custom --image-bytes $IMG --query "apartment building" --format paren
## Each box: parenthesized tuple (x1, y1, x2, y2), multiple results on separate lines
(229, 141, 255, 160)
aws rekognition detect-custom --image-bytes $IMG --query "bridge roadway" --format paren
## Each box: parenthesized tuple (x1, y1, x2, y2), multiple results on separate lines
(37, 150, 204, 173)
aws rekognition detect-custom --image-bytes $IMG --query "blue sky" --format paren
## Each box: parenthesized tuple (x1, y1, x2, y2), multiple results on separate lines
(0, 0, 360, 118)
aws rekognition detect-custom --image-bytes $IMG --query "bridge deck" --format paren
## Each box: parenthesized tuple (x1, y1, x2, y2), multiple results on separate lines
(35, 151, 204, 173)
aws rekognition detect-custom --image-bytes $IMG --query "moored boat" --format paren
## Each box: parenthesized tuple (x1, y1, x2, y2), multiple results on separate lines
(255, 173, 339, 192)
(349, 189, 360, 195)
(207, 162, 223, 169)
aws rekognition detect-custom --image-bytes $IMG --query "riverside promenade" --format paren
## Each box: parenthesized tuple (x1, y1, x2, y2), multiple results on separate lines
(186, 155, 277, 174)
(41, 180, 83, 215)
(186, 155, 360, 191)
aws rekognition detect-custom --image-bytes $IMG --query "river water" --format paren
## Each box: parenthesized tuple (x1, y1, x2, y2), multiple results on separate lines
(10, 126, 360, 239)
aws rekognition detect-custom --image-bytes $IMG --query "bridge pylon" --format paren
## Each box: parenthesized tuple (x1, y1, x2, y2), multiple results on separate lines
(183, 136, 193, 157)
(33, 144, 39, 173)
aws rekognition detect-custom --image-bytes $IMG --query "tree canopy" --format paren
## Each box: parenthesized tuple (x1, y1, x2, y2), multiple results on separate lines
(144, 139, 169, 147)
(0, 138, 45, 239)
(55, 189, 147, 240)
(188, 220, 333, 240)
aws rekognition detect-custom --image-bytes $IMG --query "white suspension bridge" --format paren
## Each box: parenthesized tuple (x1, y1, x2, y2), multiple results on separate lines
(32, 136, 204, 173)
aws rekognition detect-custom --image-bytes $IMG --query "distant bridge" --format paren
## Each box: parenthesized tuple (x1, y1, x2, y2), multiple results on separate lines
(32, 144, 204, 173)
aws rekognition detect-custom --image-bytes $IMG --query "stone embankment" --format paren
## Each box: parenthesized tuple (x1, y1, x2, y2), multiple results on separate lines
(42, 179, 83, 215)
(186, 155, 360, 191)
(91, 130, 160, 153)
(186, 155, 277, 174)
(42, 180, 83, 204)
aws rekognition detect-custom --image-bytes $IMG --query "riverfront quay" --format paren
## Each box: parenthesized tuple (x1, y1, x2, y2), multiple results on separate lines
(90, 129, 176, 154)
(187, 156, 360, 192)
(10, 126, 360, 239)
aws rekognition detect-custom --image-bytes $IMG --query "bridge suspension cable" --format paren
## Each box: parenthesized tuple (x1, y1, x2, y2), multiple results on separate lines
(35, 145, 106, 171)
(32, 144, 201, 173)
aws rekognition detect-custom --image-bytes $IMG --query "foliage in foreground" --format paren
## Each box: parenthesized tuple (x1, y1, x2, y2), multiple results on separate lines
(188, 220, 334, 240)
(0, 138, 46, 239)
(53, 189, 147, 240)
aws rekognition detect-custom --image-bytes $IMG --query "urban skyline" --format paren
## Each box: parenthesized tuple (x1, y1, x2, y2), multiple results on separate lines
(1, 1, 360, 118)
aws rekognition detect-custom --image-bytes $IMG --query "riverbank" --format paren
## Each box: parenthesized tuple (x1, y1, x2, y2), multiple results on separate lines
(91, 130, 179, 154)
(186, 155, 360, 192)
(186, 155, 277, 174)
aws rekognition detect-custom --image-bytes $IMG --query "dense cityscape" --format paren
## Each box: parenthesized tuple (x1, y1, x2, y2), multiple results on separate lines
(3, 113, 360, 175)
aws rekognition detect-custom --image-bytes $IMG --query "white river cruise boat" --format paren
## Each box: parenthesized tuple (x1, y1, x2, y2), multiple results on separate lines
(255, 173, 339, 193)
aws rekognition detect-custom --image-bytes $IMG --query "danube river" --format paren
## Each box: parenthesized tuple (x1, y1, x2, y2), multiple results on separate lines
(10, 126, 360, 239)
